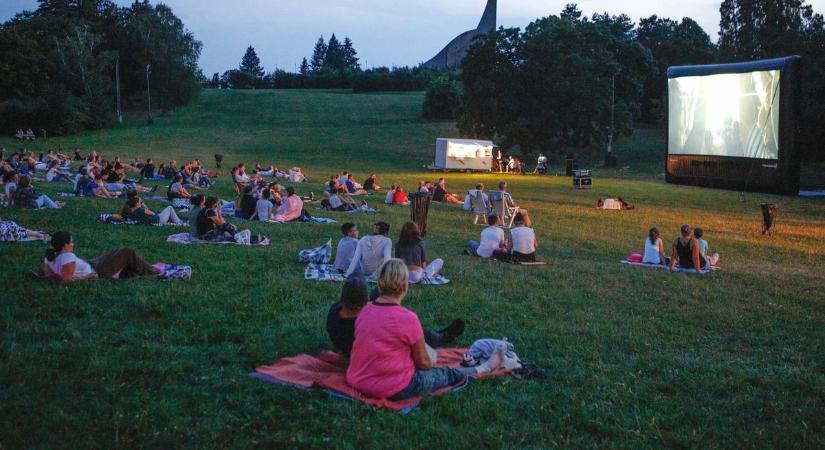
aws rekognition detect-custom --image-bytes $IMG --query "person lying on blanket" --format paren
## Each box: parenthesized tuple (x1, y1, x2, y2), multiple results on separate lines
(345, 221, 393, 277)
(123, 196, 186, 226)
(693, 227, 720, 267)
(346, 259, 509, 401)
(274, 186, 310, 222)
(642, 227, 667, 265)
(14, 176, 64, 209)
(0, 218, 48, 241)
(333, 223, 359, 272)
(327, 273, 465, 356)
(43, 231, 187, 281)
(45, 160, 73, 183)
(670, 224, 706, 273)
(196, 196, 267, 244)
(508, 213, 538, 263)
(468, 214, 510, 260)
(396, 221, 444, 283)
(83, 174, 120, 199)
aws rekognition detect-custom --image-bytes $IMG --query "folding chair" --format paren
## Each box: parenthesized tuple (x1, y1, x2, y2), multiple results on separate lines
(468, 190, 490, 225)
(488, 190, 519, 228)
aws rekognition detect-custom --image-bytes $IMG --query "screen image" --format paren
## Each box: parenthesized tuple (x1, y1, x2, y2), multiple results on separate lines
(669, 70, 781, 160)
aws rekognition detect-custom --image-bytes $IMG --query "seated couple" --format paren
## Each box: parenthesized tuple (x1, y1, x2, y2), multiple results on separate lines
(335, 221, 444, 282)
(384, 184, 410, 206)
(660, 225, 719, 273)
(468, 213, 537, 262)
(320, 188, 366, 212)
(42, 231, 190, 281)
(330, 259, 512, 401)
(246, 186, 311, 222)
(192, 196, 268, 244)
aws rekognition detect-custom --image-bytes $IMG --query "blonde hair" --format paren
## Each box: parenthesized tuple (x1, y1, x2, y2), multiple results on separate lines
(377, 258, 409, 297)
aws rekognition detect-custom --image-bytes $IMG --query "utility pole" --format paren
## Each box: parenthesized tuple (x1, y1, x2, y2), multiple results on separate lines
(115, 58, 122, 124)
(146, 64, 152, 122)
(606, 70, 618, 167)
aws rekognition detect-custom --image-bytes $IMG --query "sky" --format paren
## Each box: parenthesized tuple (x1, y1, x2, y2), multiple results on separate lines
(2, 0, 824, 76)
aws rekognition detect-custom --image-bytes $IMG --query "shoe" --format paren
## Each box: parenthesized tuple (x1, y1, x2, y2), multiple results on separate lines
(437, 319, 465, 345)
(309, 192, 315, 201)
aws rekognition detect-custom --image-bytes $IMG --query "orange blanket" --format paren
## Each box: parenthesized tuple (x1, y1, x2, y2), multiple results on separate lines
(252, 348, 496, 412)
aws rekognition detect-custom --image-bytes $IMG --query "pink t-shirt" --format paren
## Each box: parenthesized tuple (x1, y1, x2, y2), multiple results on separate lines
(274, 195, 303, 222)
(346, 302, 424, 399)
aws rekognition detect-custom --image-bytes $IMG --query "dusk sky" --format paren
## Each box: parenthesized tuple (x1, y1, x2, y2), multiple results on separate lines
(3, 0, 823, 75)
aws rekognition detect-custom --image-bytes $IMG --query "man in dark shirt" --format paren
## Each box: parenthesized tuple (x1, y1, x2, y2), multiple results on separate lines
(326, 274, 466, 356)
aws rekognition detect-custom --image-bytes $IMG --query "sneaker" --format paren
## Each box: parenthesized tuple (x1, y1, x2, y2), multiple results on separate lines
(151, 185, 158, 193)
(360, 200, 367, 207)
(437, 319, 465, 345)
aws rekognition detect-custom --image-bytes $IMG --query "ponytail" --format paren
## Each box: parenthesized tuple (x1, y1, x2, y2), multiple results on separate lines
(46, 231, 71, 261)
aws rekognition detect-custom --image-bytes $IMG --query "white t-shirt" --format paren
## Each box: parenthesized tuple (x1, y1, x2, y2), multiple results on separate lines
(45, 252, 96, 279)
(477, 226, 505, 258)
(169, 182, 182, 194)
(46, 169, 57, 182)
(256, 199, 273, 221)
(329, 194, 344, 209)
(510, 226, 536, 254)
(4, 181, 17, 201)
(643, 238, 663, 264)
(385, 190, 394, 204)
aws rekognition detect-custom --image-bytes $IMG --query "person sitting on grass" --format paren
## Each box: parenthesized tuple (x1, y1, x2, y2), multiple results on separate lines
(396, 221, 444, 283)
(346, 259, 507, 401)
(345, 221, 393, 277)
(508, 213, 538, 262)
(256, 188, 275, 222)
(123, 196, 185, 226)
(188, 194, 205, 236)
(385, 184, 397, 204)
(83, 173, 119, 198)
(392, 186, 410, 206)
(167, 175, 191, 200)
(45, 160, 73, 183)
(642, 227, 666, 265)
(670, 224, 706, 273)
(333, 223, 360, 272)
(0, 218, 48, 241)
(14, 176, 63, 209)
(3, 171, 18, 206)
(43, 231, 186, 282)
(344, 174, 367, 196)
(468, 214, 510, 260)
(237, 185, 257, 219)
(274, 186, 307, 222)
(431, 179, 461, 204)
(693, 227, 720, 267)
(363, 173, 382, 191)
(197, 196, 238, 242)
(327, 273, 465, 356)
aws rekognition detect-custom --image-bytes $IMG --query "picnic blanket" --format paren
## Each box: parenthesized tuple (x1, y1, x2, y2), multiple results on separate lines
(298, 240, 332, 264)
(166, 232, 270, 246)
(315, 206, 379, 214)
(99, 213, 187, 227)
(251, 348, 493, 413)
(620, 260, 718, 274)
(303, 263, 451, 285)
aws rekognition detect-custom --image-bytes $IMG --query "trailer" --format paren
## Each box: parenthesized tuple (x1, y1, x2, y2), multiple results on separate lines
(429, 138, 495, 172)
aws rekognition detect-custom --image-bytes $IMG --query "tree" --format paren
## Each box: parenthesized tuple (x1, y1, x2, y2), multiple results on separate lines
(240, 45, 264, 81)
(210, 72, 220, 88)
(299, 57, 309, 76)
(342, 37, 360, 72)
(324, 33, 345, 72)
(310, 35, 326, 73)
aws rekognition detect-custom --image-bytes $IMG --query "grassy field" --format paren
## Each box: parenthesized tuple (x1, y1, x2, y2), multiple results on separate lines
(1, 89, 823, 449)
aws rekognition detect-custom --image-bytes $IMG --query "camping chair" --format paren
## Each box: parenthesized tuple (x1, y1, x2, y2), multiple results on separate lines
(488, 190, 519, 228)
(468, 190, 490, 225)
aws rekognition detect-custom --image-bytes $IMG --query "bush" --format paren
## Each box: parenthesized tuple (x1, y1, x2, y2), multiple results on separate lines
(422, 78, 463, 120)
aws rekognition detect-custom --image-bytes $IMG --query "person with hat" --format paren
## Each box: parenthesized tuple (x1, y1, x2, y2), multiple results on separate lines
(345, 221, 393, 277)
(670, 224, 706, 273)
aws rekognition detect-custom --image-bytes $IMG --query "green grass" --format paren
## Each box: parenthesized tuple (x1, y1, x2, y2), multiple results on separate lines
(1, 89, 823, 449)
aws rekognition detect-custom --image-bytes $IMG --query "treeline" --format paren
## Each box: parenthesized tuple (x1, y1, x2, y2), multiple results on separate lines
(208, 35, 453, 92)
(456, 1, 825, 161)
(0, 0, 203, 135)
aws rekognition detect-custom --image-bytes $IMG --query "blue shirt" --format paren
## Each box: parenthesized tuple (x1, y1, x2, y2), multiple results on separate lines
(83, 181, 100, 197)
(345, 179, 357, 193)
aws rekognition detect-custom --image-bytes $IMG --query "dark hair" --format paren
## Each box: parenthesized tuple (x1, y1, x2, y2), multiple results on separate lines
(398, 221, 422, 247)
(341, 222, 356, 236)
(340, 274, 368, 310)
(46, 231, 72, 262)
(374, 221, 390, 235)
(286, 186, 295, 196)
(694, 227, 704, 238)
(17, 175, 31, 188)
(680, 224, 691, 235)
(205, 196, 220, 208)
(126, 197, 140, 208)
(513, 213, 525, 225)
(126, 190, 138, 200)
(649, 227, 659, 245)
(191, 194, 205, 206)
(2, 171, 16, 183)
(261, 188, 270, 199)
(174, 175, 183, 183)
(487, 214, 499, 226)
(499, 181, 507, 190)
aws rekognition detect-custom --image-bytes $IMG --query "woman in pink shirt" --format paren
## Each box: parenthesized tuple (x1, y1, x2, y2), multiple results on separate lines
(274, 186, 305, 222)
(346, 259, 507, 400)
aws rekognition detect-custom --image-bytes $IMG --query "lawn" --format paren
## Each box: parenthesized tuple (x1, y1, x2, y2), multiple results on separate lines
(1, 89, 823, 449)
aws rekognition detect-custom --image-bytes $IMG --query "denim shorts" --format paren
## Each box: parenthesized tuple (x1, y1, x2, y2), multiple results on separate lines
(389, 367, 466, 401)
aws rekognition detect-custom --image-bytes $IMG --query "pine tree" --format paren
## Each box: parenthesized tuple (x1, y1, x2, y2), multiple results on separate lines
(240, 45, 264, 80)
(310, 36, 327, 73)
(324, 33, 345, 72)
(299, 57, 309, 75)
(210, 72, 220, 88)
(342, 37, 360, 72)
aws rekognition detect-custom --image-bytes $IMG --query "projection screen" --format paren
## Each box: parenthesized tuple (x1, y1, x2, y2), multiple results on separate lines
(669, 70, 781, 160)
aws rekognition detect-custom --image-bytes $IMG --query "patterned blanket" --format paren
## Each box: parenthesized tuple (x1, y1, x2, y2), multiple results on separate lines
(620, 260, 718, 274)
(98, 213, 187, 227)
(166, 232, 270, 246)
(303, 263, 450, 285)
